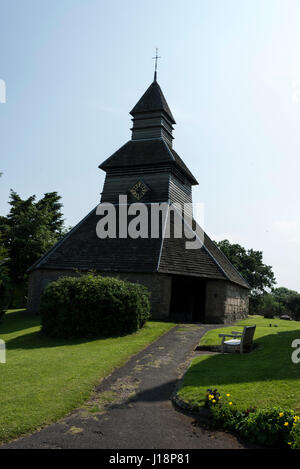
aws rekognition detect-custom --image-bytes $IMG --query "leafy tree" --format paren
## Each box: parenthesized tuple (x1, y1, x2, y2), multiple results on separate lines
(36, 192, 65, 236)
(271, 287, 300, 320)
(260, 293, 280, 318)
(273, 287, 298, 306)
(268, 287, 300, 319)
(286, 293, 300, 320)
(0, 231, 11, 312)
(3, 190, 65, 284)
(216, 239, 276, 295)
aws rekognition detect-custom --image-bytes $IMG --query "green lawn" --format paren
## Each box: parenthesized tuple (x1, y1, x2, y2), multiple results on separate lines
(0, 309, 175, 443)
(177, 316, 300, 412)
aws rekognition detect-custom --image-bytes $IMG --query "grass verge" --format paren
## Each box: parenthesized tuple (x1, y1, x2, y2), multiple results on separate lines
(176, 315, 300, 412)
(0, 309, 175, 443)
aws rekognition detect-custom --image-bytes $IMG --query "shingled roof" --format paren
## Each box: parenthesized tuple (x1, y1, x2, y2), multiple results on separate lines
(99, 138, 198, 185)
(159, 216, 249, 288)
(28, 205, 249, 289)
(130, 80, 176, 124)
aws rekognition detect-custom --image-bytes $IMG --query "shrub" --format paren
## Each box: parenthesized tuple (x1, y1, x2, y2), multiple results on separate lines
(236, 407, 294, 446)
(290, 420, 300, 449)
(211, 402, 244, 431)
(40, 274, 151, 338)
(205, 388, 221, 407)
(260, 294, 280, 319)
(287, 294, 300, 321)
(209, 389, 300, 448)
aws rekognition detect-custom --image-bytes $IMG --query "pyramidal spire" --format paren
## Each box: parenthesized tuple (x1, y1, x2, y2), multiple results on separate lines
(130, 76, 176, 146)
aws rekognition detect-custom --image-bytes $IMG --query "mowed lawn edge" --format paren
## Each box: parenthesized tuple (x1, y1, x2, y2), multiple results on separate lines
(0, 309, 175, 443)
(176, 316, 300, 412)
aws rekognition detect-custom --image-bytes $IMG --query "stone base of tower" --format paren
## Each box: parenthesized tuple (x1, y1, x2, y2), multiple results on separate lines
(26, 269, 172, 320)
(205, 280, 249, 324)
(27, 269, 248, 324)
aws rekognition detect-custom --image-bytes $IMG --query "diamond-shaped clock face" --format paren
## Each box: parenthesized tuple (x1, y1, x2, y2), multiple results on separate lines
(129, 180, 149, 200)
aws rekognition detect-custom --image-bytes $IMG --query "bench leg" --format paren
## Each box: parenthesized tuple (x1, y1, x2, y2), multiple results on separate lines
(221, 337, 225, 353)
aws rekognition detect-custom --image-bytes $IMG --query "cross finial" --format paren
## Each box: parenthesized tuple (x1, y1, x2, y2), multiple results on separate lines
(152, 48, 161, 82)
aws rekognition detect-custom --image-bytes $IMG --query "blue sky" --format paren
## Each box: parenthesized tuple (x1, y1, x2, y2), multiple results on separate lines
(1, 0, 300, 290)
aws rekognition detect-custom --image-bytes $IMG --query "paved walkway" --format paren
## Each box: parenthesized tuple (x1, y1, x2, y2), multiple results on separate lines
(2, 324, 247, 449)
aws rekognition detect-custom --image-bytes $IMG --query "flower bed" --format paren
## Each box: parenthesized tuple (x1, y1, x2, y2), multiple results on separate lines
(206, 389, 300, 448)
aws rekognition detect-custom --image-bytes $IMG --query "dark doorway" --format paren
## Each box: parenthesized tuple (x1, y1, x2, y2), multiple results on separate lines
(169, 275, 206, 322)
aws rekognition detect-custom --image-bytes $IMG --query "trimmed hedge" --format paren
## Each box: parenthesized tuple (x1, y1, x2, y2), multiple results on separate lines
(40, 274, 151, 338)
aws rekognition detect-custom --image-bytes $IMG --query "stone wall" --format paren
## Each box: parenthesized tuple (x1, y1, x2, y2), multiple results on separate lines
(205, 280, 228, 323)
(224, 282, 249, 323)
(27, 269, 172, 320)
(27, 269, 248, 324)
(27, 269, 80, 314)
(205, 280, 249, 324)
(109, 272, 172, 320)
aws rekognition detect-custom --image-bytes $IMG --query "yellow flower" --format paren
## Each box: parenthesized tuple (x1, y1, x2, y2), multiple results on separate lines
(288, 442, 292, 446)
(226, 394, 230, 397)
(279, 412, 284, 417)
(212, 400, 216, 404)
(229, 402, 233, 406)
(294, 416, 299, 422)
(284, 422, 289, 427)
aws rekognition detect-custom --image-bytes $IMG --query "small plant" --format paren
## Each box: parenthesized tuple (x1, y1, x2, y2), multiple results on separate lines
(206, 389, 300, 448)
(205, 388, 221, 407)
(237, 407, 295, 446)
(290, 417, 300, 449)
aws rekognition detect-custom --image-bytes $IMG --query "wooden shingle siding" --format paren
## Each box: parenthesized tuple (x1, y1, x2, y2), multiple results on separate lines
(158, 214, 249, 289)
(101, 172, 170, 204)
(99, 139, 198, 185)
(168, 174, 192, 207)
(130, 81, 176, 124)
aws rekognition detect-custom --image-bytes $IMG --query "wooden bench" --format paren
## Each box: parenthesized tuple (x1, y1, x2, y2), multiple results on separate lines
(219, 325, 256, 354)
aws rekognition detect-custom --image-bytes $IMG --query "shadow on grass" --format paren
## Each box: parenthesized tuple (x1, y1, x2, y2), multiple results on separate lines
(181, 330, 300, 388)
(5, 330, 102, 350)
(1, 308, 154, 350)
(0, 309, 40, 335)
(0, 309, 106, 350)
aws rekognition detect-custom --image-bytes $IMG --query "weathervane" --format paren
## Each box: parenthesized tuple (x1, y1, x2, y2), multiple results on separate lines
(152, 48, 161, 82)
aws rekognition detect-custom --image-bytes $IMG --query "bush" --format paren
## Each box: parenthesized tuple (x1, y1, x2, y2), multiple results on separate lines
(287, 293, 300, 321)
(236, 407, 294, 446)
(210, 390, 300, 448)
(40, 274, 151, 338)
(260, 294, 280, 319)
(0, 267, 11, 314)
(290, 421, 300, 449)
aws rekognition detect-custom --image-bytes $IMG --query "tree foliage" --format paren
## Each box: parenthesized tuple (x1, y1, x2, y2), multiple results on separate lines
(36, 192, 64, 236)
(0, 232, 11, 311)
(1, 190, 65, 284)
(216, 239, 276, 295)
(272, 287, 300, 320)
